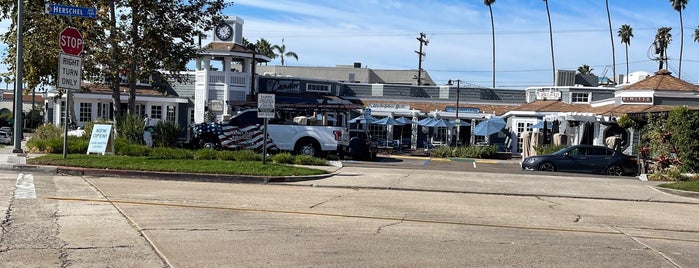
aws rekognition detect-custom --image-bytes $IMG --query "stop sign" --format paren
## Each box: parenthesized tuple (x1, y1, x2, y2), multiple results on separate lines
(60, 26, 83, 56)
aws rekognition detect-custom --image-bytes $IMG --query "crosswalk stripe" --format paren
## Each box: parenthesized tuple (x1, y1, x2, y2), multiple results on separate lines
(15, 173, 36, 199)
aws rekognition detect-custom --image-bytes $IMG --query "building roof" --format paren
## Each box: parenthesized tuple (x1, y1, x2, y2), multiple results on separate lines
(1, 91, 46, 103)
(81, 83, 180, 97)
(360, 99, 519, 116)
(622, 69, 699, 91)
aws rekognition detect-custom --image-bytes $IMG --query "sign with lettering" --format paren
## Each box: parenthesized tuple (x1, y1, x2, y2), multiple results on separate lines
(367, 103, 411, 110)
(87, 124, 114, 155)
(266, 79, 300, 93)
(44, 4, 97, 18)
(58, 54, 82, 90)
(621, 97, 653, 104)
(535, 88, 562, 100)
(258, 93, 275, 118)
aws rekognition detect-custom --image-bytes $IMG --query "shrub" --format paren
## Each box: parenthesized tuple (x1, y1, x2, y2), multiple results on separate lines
(68, 137, 89, 154)
(115, 138, 151, 156)
(293, 155, 327, 166)
(430, 146, 453, 158)
(194, 148, 218, 160)
(216, 150, 238, 161)
(153, 120, 181, 147)
(26, 136, 87, 154)
(149, 147, 194, 159)
(116, 114, 145, 145)
(535, 144, 567, 155)
(231, 150, 262, 161)
(32, 124, 63, 141)
(272, 152, 295, 164)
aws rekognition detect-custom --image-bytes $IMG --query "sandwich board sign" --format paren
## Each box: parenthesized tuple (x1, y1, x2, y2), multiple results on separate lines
(87, 124, 115, 155)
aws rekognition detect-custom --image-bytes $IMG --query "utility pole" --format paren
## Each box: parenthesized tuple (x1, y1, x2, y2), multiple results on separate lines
(415, 32, 428, 86)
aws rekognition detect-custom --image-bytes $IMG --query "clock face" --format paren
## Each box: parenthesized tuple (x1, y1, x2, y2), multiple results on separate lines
(215, 24, 233, 41)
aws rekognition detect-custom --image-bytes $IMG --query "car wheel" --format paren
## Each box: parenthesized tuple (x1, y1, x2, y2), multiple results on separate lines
(295, 139, 319, 157)
(538, 162, 556, 172)
(606, 165, 624, 176)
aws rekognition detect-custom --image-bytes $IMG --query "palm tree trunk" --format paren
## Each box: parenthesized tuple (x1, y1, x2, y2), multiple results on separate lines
(606, 0, 616, 84)
(625, 44, 629, 82)
(679, 10, 684, 78)
(489, 5, 495, 89)
(545, 0, 555, 85)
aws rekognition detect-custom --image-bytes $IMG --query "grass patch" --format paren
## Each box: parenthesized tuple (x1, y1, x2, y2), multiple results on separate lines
(658, 181, 699, 192)
(28, 154, 328, 177)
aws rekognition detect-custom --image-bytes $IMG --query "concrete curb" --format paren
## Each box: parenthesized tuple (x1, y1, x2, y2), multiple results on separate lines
(0, 163, 335, 184)
(655, 186, 699, 200)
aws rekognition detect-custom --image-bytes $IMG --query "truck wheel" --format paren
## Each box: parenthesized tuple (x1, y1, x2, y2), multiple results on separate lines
(295, 139, 319, 157)
(199, 139, 219, 150)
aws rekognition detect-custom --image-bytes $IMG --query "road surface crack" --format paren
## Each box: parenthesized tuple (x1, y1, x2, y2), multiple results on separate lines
(374, 215, 406, 236)
(535, 196, 561, 209)
(309, 195, 343, 209)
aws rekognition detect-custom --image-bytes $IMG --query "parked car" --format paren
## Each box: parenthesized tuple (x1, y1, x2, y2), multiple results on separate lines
(0, 131, 12, 145)
(0, 127, 11, 134)
(521, 145, 639, 176)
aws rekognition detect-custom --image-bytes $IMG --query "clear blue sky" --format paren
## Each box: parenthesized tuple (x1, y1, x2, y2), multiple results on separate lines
(2, 0, 698, 90)
(222, 0, 699, 88)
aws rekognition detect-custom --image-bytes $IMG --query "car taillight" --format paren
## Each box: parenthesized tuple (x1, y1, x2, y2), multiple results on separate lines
(629, 156, 638, 164)
(333, 130, 342, 141)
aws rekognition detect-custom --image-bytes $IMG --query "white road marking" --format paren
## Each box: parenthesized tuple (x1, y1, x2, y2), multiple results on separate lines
(15, 173, 37, 199)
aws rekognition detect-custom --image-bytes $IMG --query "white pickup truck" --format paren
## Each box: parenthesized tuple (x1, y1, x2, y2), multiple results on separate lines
(192, 109, 346, 157)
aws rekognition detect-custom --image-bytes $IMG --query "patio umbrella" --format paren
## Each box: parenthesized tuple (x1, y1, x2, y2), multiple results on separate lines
(394, 117, 413, 125)
(473, 117, 506, 136)
(417, 117, 435, 126)
(347, 114, 377, 124)
(372, 117, 403, 126)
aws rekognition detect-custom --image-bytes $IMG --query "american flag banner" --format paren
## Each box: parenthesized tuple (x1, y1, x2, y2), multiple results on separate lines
(194, 122, 278, 151)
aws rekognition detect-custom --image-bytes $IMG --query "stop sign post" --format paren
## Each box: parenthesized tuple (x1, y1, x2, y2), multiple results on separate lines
(60, 26, 83, 56)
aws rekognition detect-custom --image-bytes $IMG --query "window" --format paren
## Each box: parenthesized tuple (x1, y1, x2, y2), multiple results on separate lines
(151, 106, 163, 120)
(97, 102, 111, 119)
(571, 92, 590, 103)
(306, 83, 331, 93)
(515, 121, 535, 153)
(166, 105, 176, 123)
(60, 100, 66, 125)
(79, 103, 92, 122)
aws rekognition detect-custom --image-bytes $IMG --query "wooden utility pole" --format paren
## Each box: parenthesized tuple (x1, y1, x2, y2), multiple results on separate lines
(415, 33, 428, 86)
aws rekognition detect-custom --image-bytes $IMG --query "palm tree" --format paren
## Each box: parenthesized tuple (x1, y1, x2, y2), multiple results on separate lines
(655, 27, 672, 70)
(254, 38, 276, 65)
(484, 0, 496, 89)
(694, 26, 699, 43)
(670, 0, 687, 78)
(543, 0, 555, 85)
(606, 0, 616, 84)
(272, 39, 299, 66)
(618, 24, 633, 82)
(577, 64, 594, 75)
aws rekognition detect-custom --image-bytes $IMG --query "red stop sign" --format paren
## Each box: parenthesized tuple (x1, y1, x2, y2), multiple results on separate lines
(60, 26, 83, 56)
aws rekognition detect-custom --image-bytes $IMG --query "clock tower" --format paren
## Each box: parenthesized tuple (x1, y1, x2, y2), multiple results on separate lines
(213, 16, 244, 44)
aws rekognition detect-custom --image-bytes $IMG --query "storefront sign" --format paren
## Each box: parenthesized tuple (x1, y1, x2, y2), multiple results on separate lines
(535, 88, 562, 100)
(367, 103, 410, 110)
(621, 97, 652, 103)
(267, 79, 300, 93)
(445, 107, 480, 114)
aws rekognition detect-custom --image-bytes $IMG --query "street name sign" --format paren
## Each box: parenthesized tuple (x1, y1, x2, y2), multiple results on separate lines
(58, 54, 82, 90)
(45, 4, 97, 18)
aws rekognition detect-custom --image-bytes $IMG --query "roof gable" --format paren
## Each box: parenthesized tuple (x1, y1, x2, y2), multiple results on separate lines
(623, 69, 698, 91)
